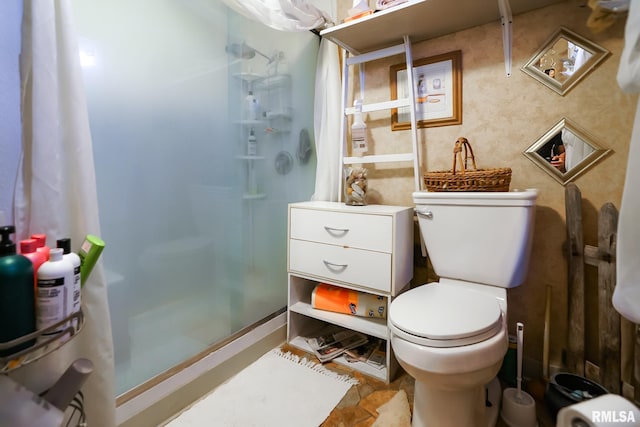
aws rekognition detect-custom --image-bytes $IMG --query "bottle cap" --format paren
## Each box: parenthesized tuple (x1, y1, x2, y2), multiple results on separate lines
(49, 247, 64, 261)
(0, 225, 17, 256)
(57, 238, 72, 255)
(20, 239, 39, 254)
(31, 233, 47, 248)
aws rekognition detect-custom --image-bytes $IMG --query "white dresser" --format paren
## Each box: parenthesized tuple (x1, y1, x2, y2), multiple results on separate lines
(287, 201, 414, 382)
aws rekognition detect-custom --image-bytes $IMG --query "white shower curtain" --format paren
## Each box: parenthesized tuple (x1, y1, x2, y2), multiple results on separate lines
(614, 0, 640, 324)
(220, 0, 341, 201)
(221, 0, 332, 32)
(312, 38, 342, 201)
(13, 1, 116, 426)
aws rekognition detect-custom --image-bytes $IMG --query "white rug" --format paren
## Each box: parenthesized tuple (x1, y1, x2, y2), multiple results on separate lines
(166, 348, 359, 427)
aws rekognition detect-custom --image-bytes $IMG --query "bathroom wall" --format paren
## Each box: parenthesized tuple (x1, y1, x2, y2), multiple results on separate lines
(338, 2, 637, 374)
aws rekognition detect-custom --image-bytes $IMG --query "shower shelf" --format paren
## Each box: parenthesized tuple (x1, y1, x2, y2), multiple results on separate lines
(243, 193, 266, 200)
(233, 72, 264, 82)
(0, 310, 85, 374)
(235, 119, 263, 126)
(236, 155, 266, 160)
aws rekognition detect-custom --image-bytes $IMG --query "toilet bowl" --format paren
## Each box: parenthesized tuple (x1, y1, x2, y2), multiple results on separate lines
(389, 190, 538, 427)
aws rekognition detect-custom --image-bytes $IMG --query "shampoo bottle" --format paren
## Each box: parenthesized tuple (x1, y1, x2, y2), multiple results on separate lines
(351, 99, 368, 156)
(244, 91, 260, 121)
(57, 238, 81, 319)
(78, 234, 105, 286)
(247, 129, 257, 156)
(31, 233, 50, 260)
(37, 248, 74, 336)
(20, 238, 47, 286)
(0, 225, 36, 356)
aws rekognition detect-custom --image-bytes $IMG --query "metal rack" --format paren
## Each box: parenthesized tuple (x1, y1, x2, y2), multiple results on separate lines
(0, 310, 85, 374)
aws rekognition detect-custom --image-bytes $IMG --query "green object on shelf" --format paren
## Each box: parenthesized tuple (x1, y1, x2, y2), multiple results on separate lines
(78, 234, 105, 286)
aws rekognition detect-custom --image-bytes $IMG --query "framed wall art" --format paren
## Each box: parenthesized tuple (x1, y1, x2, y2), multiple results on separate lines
(390, 50, 462, 130)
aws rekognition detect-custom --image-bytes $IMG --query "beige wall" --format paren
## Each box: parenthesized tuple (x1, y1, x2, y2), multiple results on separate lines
(337, 2, 637, 374)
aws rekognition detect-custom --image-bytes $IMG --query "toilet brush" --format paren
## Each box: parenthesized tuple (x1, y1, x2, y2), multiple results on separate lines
(501, 322, 538, 427)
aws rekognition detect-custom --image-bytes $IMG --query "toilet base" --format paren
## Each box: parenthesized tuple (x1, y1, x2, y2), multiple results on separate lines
(411, 377, 501, 427)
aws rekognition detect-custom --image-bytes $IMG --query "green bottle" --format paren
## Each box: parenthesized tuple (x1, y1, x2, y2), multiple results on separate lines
(0, 225, 36, 357)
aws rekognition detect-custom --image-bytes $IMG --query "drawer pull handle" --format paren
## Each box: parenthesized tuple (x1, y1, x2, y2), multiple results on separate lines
(324, 226, 350, 235)
(416, 209, 433, 219)
(323, 260, 348, 272)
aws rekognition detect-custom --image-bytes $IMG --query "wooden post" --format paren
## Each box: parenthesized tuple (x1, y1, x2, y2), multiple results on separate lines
(597, 203, 620, 394)
(565, 183, 585, 376)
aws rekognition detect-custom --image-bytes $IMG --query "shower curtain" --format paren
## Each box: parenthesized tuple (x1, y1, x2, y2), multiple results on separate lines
(13, 1, 115, 426)
(222, 0, 342, 201)
(614, 0, 640, 325)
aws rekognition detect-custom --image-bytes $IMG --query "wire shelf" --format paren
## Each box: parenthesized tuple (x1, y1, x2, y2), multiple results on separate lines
(0, 310, 85, 373)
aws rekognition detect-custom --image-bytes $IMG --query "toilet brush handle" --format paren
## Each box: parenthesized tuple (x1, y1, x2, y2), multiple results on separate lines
(516, 322, 524, 394)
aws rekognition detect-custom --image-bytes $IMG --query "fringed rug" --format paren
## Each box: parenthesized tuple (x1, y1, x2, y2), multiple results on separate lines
(166, 347, 359, 427)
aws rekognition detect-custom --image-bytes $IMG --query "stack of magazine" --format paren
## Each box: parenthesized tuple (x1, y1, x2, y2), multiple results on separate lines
(304, 327, 386, 369)
(304, 326, 368, 363)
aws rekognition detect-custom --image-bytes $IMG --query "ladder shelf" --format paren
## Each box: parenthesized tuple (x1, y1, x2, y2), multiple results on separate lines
(338, 35, 420, 201)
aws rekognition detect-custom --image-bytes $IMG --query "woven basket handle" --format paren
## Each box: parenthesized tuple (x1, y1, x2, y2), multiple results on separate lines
(451, 137, 478, 175)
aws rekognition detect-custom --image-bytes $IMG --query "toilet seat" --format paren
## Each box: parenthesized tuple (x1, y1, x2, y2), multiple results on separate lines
(389, 282, 503, 348)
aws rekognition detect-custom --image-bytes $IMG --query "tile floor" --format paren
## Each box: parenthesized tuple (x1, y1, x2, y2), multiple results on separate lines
(281, 343, 556, 427)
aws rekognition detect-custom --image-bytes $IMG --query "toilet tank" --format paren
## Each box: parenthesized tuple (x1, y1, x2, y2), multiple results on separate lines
(414, 190, 538, 288)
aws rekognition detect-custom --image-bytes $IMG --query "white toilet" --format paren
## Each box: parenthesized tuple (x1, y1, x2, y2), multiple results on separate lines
(388, 189, 538, 427)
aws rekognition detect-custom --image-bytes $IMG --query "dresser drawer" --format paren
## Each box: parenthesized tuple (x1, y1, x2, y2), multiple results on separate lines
(289, 239, 391, 293)
(289, 207, 392, 253)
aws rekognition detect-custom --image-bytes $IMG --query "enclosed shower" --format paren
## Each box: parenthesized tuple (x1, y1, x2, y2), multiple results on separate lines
(71, 0, 319, 396)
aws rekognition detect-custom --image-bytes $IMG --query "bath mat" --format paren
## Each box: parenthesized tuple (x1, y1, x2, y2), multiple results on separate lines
(165, 347, 358, 427)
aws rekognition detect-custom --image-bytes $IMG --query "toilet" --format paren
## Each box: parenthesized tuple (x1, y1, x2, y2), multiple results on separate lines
(388, 189, 538, 427)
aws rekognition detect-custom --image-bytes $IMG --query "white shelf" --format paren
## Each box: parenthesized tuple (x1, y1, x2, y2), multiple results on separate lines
(289, 301, 388, 340)
(236, 155, 266, 160)
(289, 335, 387, 381)
(345, 98, 410, 115)
(235, 119, 263, 126)
(233, 72, 264, 82)
(320, 0, 564, 54)
(343, 153, 415, 164)
(242, 193, 266, 200)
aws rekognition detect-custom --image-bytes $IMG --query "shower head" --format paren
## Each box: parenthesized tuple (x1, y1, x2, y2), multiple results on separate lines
(225, 42, 273, 63)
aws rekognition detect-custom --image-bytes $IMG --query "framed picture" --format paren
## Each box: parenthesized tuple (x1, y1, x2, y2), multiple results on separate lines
(390, 50, 462, 130)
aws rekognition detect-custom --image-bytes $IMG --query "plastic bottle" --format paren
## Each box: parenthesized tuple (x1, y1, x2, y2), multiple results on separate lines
(351, 99, 368, 155)
(37, 248, 74, 336)
(0, 225, 36, 356)
(57, 238, 81, 319)
(20, 238, 47, 287)
(244, 91, 260, 121)
(78, 234, 105, 286)
(247, 129, 257, 156)
(31, 233, 50, 260)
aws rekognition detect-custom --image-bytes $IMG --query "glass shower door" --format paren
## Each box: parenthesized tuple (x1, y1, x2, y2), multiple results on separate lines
(72, 0, 318, 396)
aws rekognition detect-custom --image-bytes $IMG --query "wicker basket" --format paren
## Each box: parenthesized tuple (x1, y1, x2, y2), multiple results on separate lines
(423, 137, 512, 192)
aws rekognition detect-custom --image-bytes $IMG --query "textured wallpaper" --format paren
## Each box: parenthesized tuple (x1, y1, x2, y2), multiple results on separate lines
(339, 1, 637, 377)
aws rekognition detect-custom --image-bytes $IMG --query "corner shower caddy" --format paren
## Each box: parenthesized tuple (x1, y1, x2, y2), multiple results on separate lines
(234, 59, 292, 199)
(0, 309, 85, 373)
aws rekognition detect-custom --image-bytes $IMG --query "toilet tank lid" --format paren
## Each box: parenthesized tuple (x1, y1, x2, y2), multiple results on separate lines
(413, 189, 538, 206)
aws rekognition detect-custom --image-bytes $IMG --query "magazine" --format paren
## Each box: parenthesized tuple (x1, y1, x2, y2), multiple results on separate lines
(344, 338, 386, 370)
(305, 326, 369, 363)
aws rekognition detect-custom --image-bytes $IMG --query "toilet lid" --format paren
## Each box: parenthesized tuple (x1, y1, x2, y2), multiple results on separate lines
(389, 283, 503, 347)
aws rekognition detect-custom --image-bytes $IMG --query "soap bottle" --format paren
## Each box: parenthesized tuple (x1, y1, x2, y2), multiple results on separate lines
(0, 225, 36, 357)
(247, 129, 257, 156)
(78, 234, 105, 286)
(57, 238, 81, 320)
(244, 91, 260, 121)
(20, 238, 47, 286)
(37, 247, 74, 337)
(351, 99, 368, 156)
(31, 233, 50, 260)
